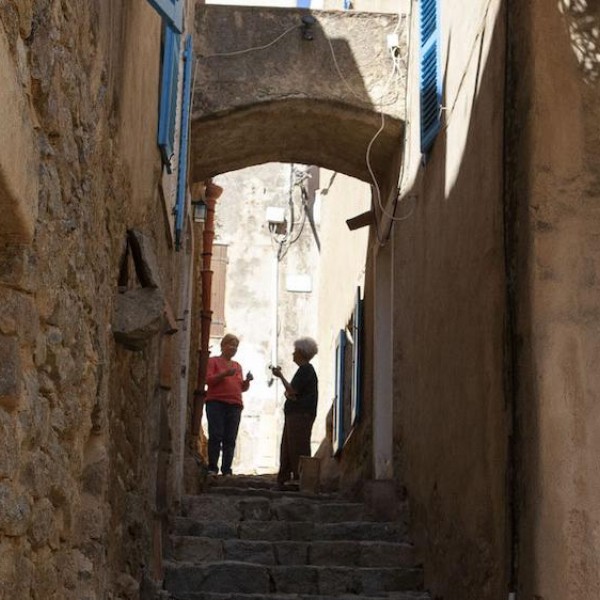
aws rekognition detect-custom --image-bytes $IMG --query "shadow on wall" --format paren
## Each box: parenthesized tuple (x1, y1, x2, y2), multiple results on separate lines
(191, 6, 405, 184)
(558, 0, 600, 84)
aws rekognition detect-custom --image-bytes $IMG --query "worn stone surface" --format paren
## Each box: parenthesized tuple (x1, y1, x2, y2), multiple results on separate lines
(192, 7, 406, 183)
(128, 229, 163, 289)
(112, 287, 166, 351)
(0, 16, 38, 243)
(164, 475, 426, 598)
(0, 335, 21, 411)
(0, 0, 195, 597)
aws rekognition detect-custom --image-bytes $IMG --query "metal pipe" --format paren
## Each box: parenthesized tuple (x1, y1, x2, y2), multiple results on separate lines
(191, 181, 222, 438)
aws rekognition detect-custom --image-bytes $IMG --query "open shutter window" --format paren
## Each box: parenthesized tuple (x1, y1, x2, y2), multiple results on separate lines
(351, 287, 363, 427)
(419, 0, 441, 154)
(147, 0, 183, 33)
(332, 329, 346, 456)
(158, 23, 181, 173)
(175, 35, 194, 250)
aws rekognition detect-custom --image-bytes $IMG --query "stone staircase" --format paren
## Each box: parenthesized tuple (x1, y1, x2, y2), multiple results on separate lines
(162, 474, 430, 600)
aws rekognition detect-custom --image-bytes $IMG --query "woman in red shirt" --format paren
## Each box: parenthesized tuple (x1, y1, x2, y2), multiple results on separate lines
(205, 334, 253, 475)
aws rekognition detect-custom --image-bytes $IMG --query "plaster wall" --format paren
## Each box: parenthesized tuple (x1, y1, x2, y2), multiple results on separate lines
(315, 171, 370, 446)
(0, 1, 194, 597)
(507, 3, 600, 598)
(382, 1, 508, 598)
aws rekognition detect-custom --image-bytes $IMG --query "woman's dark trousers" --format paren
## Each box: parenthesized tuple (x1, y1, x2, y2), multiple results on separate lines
(277, 412, 314, 484)
(206, 401, 242, 475)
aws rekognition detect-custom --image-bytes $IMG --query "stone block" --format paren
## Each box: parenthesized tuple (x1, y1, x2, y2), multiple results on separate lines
(0, 22, 38, 243)
(273, 541, 308, 565)
(183, 496, 240, 521)
(0, 334, 21, 412)
(224, 539, 275, 564)
(239, 520, 287, 541)
(0, 408, 18, 478)
(272, 498, 314, 522)
(298, 456, 321, 494)
(170, 536, 223, 564)
(172, 517, 237, 539)
(270, 565, 318, 594)
(363, 479, 399, 522)
(112, 288, 165, 351)
(317, 566, 358, 595)
(309, 541, 360, 566)
(128, 229, 162, 288)
(164, 563, 270, 594)
(28, 498, 54, 549)
(238, 498, 271, 521)
(0, 482, 31, 536)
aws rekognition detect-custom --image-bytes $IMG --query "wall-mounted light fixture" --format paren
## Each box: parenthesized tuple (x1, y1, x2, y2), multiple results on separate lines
(301, 15, 316, 41)
(192, 199, 207, 222)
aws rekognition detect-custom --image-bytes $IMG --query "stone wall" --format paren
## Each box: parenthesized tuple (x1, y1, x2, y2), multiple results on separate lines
(507, 2, 600, 598)
(191, 6, 405, 184)
(0, 1, 192, 598)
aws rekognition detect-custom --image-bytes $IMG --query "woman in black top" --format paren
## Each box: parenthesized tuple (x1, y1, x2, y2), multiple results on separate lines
(271, 337, 319, 487)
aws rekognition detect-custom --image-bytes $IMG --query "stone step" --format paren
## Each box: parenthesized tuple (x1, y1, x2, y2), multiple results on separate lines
(164, 562, 424, 596)
(168, 592, 431, 600)
(168, 537, 417, 568)
(171, 519, 409, 543)
(204, 485, 339, 501)
(181, 494, 383, 523)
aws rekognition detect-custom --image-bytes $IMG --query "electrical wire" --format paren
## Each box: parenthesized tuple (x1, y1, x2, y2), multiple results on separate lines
(199, 24, 301, 59)
(440, 0, 494, 129)
(194, 15, 412, 240)
(320, 12, 411, 236)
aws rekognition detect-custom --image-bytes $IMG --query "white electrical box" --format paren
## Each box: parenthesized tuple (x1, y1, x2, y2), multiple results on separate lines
(266, 206, 285, 224)
(286, 274, 312, 293)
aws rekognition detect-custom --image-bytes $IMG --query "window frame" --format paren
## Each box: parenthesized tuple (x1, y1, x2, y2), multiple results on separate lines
(147, 0, 183, 33)
(350, 287, 363, 427)
(419, 0, 442, 154)
(158, 23, 181, 173)
(332, 329, 346, 456)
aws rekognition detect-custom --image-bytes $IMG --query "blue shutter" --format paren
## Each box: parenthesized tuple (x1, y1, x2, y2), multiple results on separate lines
(333, 330, 346, 456)
(351, 287, 363, 427)
(419, 0, 441, 154)
(158, 23, 181, 173)
(297, 0, 311, 7)
(147, 0, 183, 33)
(175, 35, 194, 250)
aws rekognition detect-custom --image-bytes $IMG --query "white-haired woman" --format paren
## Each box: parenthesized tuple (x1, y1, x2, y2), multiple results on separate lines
(271, 337, 318, 487)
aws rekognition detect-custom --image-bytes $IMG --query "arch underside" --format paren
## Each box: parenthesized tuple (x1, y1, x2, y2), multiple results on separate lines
(190, 98, 404, 185)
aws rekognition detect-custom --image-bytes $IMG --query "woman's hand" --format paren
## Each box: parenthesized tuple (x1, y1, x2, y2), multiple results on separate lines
(223, 367, 236, 378)
(270, 365, 282, 378)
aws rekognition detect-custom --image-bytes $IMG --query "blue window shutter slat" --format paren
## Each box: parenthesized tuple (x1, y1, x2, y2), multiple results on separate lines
(351, 287, 363, 427)
(419, 0, 441, 154)
(333, 330, 346, 456)
(158, 23, 181, 173)
(147, 0, 183, 33)
(175, 36, 194, 250)
(297, 0, 311, 7)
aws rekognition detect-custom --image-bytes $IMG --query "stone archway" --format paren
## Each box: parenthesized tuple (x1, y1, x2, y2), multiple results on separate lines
(191, 5, 407, 184)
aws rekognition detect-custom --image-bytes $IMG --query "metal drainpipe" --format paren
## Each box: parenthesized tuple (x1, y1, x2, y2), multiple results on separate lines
(192, 180, 223, 438)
